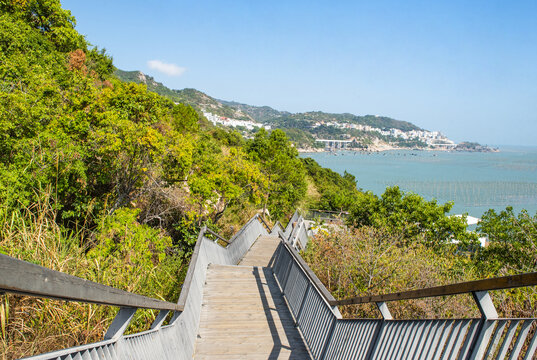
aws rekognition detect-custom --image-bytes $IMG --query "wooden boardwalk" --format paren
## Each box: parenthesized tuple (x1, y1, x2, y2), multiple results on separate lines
(194, 236, 311, 359)
(239, 235, 281, 267)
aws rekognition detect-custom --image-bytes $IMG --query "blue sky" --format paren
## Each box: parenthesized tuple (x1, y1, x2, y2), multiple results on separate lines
(63, 0, 537, 146)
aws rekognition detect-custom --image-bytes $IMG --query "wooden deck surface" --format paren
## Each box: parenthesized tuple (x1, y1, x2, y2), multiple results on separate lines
(239, 235, 281, 267)
(194, 236, 311, 359)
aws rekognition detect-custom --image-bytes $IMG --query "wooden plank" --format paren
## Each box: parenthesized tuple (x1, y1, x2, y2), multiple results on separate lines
(239, 235, 280, 266)
(194, 264, 311, 359)
(0, 254, 182, 311)
(336, 272, 537, 306)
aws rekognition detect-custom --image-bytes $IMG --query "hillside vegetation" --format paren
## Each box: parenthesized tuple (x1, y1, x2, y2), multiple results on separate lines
(0, 1, 335, 357)
(115, 70, 253, 121)
(303, 188, 537, 319)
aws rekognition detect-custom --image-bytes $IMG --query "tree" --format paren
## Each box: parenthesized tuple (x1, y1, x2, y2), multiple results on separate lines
(247, 129, 307, 218)
(302, 157, 360, 211)
(348, 186, 476, 247)
(188, 136, 266, 223)
(1, 0, 86, 52)
(476, 207, 537, 275)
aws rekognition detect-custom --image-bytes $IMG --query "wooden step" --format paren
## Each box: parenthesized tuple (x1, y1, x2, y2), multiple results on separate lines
(194, 264, 311, 359)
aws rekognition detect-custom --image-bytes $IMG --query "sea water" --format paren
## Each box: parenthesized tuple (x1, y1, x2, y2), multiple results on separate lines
(302, 146, 537, 218)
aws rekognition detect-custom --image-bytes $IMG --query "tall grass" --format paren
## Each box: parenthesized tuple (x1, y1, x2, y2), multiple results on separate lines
(302, 225, 481, 319)
(0, 193, 185, 359)
(303, 225, 537, 320)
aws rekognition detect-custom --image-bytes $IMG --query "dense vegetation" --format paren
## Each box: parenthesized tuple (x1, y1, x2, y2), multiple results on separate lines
(0, 1, 333, 357)
(269, 112, 421, 132)
(454, 141, 498, 152)
(303, 187, 537, 319)
(218, 99, 291, 123)
(114, 70, 253, 121)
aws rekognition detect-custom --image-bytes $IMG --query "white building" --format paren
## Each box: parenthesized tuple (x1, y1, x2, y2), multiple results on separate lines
(202, 111, 269, 131)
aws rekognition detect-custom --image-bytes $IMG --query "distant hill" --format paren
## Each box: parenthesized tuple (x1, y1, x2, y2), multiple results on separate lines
(454, 142, 499, 152)
(115, 69, 179, 99)
(115, 69, 420, 132)
(115, 69, 454, 150)
(114, 70, 252, 121)
(218, 100, 291, 123)
(218, 101, 420, 132)
(268, 112, 421, 132)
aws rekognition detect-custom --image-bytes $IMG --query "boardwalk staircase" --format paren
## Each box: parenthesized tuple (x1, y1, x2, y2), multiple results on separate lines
(1, 211, 536, 359)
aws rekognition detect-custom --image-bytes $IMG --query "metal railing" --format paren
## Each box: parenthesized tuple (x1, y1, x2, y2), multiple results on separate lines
(305, 209, 349, 223)
(5, 209, 536, 360)
(272, 218, 537, 360)
(2, 214, 270, 360)
(0, 254, 182, 312)
(281, 210, 310, 251)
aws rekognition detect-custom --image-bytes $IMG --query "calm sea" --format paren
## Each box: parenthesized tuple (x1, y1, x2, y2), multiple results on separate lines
(302, 146, 537, 218)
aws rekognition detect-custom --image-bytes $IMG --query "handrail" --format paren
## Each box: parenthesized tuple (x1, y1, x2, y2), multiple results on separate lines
(335, 272, 537, 306)
(285, 210, 300, 232)
(258, 215, 272, 233)
(205, 227, 230, 244)
(0, 254, 183, 311)
(280, 239, 337, 305)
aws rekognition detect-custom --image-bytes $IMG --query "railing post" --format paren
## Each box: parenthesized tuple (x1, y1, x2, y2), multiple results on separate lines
(168, 310, 181, 325)
(467, 291, 499, 360)
(150, 310, 170, 330)
(472, 291, 498, 319)
(376, 301, 393, 320)
(365, 302, 392, 360)
(104, 307, 137, 340)
(281, 254, 294, 290)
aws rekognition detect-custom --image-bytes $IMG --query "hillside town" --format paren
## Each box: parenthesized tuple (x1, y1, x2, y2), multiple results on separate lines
(203, 110, 459, 151)
(202, 111, 271, 131)
(311, 120, 457, 149)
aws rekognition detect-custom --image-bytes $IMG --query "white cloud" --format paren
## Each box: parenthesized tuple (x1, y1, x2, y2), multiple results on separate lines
(147, 60, 186, 77)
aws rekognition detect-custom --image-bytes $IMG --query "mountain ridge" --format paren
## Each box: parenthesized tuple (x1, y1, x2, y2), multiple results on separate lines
(115, 69, 501, 151)
(114, 69, 421, 132)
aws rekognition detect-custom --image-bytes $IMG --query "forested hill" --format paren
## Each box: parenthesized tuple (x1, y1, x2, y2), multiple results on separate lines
(218, 99, 291, 123)
(114, 69, 421, 132)
(268, 112, 421, 132)
(115, 70, 254, 121)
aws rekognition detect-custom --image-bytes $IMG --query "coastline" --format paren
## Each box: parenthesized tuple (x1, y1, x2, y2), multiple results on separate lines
(298, 145, 441, 153)
(298, 140, 413, 153)
(297, 144, 500, 154)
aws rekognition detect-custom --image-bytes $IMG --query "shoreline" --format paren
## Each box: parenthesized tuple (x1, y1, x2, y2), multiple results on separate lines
(297, 145, 500, 154)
